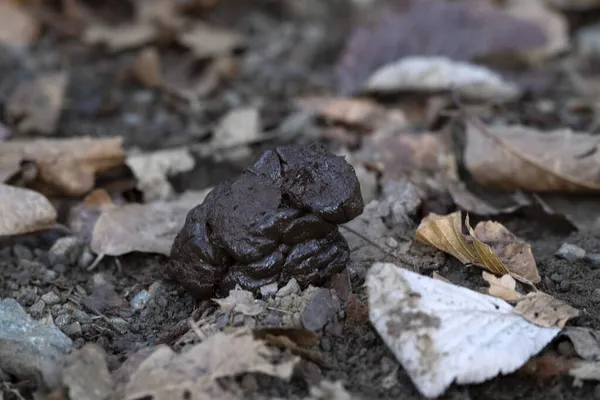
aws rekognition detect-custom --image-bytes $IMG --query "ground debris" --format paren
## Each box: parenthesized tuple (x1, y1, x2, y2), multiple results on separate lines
(0, 184, 57, 236)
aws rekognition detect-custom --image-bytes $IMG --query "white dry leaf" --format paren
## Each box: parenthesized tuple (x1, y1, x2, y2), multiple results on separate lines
(213, 289, 266, 316)
(0, 183, 57, 236)
(90, 196, 198, 257)
(367, 262, 561, 399)
(125, 329, 299, 400)
(363, 56, 521, 102)
(126, 147, 195, 202)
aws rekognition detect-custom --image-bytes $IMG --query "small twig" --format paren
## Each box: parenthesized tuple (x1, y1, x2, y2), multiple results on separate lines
(87, 253, 105, 271)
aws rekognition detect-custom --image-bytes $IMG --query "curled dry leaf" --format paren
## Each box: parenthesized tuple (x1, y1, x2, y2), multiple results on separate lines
(482, 271, 524, 302)
(6, 72, 68, 135)
(415, 211, 541, 283)
(0, 137, 126, 196)
(465, 117, 600, 193)
(0, 183, 57, 236)
(513, 292, 579, 329)
(367, 263, 560, 398)
(124, 329, 298, 400)
(363, 57, 521, 102)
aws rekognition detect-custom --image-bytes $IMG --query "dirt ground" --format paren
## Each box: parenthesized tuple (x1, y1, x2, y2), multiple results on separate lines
(3, 1, 600, 399)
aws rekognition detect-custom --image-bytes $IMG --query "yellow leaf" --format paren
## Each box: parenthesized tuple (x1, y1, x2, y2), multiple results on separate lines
(465, 214, 510, 276)
(415, 211, 477, 264)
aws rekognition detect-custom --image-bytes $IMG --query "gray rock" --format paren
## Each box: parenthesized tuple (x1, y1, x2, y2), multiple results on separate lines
(130, 290, 151, 310)
(550, 273, 563, 283)
(41, 291, 61, 306)
(55, 314, 72, 328)
(555, 243, 586, 262)
(72, 309, 92, 324)
(77, 251, 94, 269)
(0, 298, 73, 388)
(107, 317, 129, 334)
(49, 236, 82, 265)
(277, 278, 300, 297)
(62, 322, 82, 338)
(29, 300, 46, 319)
(301, 289, 336, 331)
(260, 282, 279, 298)
(13, 244, 33, 261)
(577, 25, 600, 59)
(62, 344, 113, 400)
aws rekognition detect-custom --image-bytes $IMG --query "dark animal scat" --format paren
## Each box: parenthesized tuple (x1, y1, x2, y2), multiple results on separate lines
(166, 142, 364, 300)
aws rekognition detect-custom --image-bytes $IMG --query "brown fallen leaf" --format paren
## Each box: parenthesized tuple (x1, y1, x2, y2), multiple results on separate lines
(464, 117, 600, 193)
(90, 192, 207, 257)
(0, 137, 126, 196)
(415, 211, 540, 283)
(414, 211, 476, 265)
(131, 46, 162, 88)
(124, 328, 298, 400)
(294, 96, 407, 132)
(482, 271, 524, 302)
(178, 22, 243, 59)
(0, 183, 57, 236)
(0, 0, 40, 48)
(471, 218, 540, 283)
(514, 292, 579, 328)
(6, 72, 68, 135)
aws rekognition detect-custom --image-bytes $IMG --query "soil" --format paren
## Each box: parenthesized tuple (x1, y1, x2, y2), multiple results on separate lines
(2, 1, 600, 400)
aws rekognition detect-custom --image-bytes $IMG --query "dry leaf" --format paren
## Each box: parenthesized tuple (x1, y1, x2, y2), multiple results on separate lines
(335, 0, 547, 94)
(253, 327, 319, 347)
(132, 47, 162, 88)
(482, 271, 524, 302)
(363, 57, 521, 102)
(0, 137, 126, 196)
(294, 96, 407, 132)
(464, 215, 510, 277)
(213, 289, 266, 316)
(178, 22, 243, 59)
(6, 72, 68, 135)
(569, 360, 600, 382)
(472, 219, 540, 283)
(0, 183, 57, 236)
(514, 292, 579, 328)
(126, 147, 195, 202)
(464, 118, 600, 193)
(0, 0, 40, 48)
(90, 193, 206, 256)
(561, 327, 600, 361)
(124, 329, 298, 400)
(367, 262, 561, 398)
(414, 211, 476, 264)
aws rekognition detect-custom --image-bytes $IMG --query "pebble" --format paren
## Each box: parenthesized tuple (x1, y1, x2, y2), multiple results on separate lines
(131, 290, 151, 310)
(77, 251, 94, 269)
(0, 298, 72, 387)
(555, 243, 586, 262)
(301, 288, 336, 331)
(585, 253, 600, 267)
(13, 244, 33, 261)
(53, 263, 67, 274)
(260, 282, 279, 298)
(544, 276, 555, 291)
(560, 281, 571, 292)
(49, 236, 82, 265)
(41, 291, 62, 306)
(55, 314, 72, 328)
(557, 340, 576, 357)
(593, 288, 600, 303)
(29, 300, 46, 319)
(62, 322, 82, 338)
(320, 337, 332, 352)
(276, 278, 300, 297)
(42, 269, 58, 282)
(107, 317, 129, 334)
(550, 273, 563, 283)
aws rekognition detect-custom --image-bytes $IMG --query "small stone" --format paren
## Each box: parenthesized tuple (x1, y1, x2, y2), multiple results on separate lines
(62, 344, 113, 400)
(555, 243, 586, 262)
(232, 313, 246, 327)
(131, 290, 151, 310)
(320, 337, 332, 352)
(41, 291, 61, 306)
(29, 300, 46, 319)
(260, 282, 279, 298)
(13, 244, 33, 261)
(77, 251, 94, 269)
(55, 314, 72, 328)
(107, 317, 129, 334)
(557, 340, 576, 357)
(277, 278, 300, 297)
(585, 253, 600, 267)
(49, 237, 82, 265)
(42, 269, 59, 283)
(593, 288, 600, 303)
(279, 296, 293, 309)
(543, 276, 555, 291)
(62, 322, 82, 338)
(72, 310, 92, 325)
(301, 289, 336, 332)
(560, 281, 571, 292)
(53, 264, 67, 274)
(550, 273, 563, 283)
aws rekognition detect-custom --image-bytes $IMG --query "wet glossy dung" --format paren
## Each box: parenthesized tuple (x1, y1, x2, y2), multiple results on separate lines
(166, 143, 364, 299)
